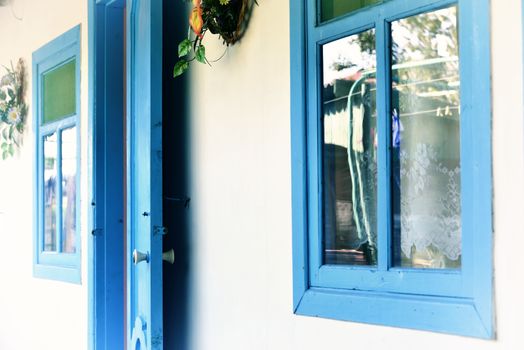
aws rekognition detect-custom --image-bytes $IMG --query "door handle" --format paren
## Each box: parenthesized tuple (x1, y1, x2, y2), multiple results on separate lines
(162, 249, 175, 264)
(133, 249, 149, 265)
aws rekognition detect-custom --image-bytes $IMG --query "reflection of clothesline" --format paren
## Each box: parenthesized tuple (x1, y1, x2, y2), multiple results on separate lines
(323, 75, 459, 105)
(394, 75, 459, 91)
(354, 104, 459, 119)
(399, 106, 459, 118)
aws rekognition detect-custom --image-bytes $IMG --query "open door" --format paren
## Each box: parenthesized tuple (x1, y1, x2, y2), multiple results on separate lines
(126, 0, 163, 349)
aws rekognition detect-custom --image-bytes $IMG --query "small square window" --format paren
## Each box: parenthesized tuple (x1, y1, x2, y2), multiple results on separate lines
(33, 26, 81, 283)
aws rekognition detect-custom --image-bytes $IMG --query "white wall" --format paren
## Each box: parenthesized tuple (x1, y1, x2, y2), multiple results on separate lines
(0, 1, 88, 349)
(188, 1, 524, 350)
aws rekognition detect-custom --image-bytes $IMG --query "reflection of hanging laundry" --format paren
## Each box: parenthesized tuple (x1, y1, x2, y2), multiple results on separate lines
(346, 81, 378, 264)
(392, 108, 403, 148)
(352, 103, 364, 153)
(63, 176, 77, 253)
(45, 176, 56, 203)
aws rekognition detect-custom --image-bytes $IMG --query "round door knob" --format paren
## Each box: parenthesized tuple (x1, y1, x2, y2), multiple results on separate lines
(133, 249, 149, 265)
(162, 249, 175, 264)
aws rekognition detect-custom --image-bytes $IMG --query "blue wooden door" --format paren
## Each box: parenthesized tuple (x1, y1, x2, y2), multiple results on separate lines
(126, 0, 163, 349)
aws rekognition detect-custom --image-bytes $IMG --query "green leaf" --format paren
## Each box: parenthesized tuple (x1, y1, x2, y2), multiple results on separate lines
(173, 60, 190, 78)
(178, 39, 192, 58)
(7, 88, 14, 100)
(9, 125, 14, 139)
(195, 45, 206, 64)
(0, 90, 5, 101)
(8, 143, 14, 156)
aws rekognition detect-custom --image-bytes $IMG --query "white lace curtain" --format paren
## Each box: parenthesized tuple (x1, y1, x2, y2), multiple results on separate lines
(347, 79, 461, 268)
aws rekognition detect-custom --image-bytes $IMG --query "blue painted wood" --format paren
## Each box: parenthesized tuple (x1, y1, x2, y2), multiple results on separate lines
(296, 288, 490, 338)
(375, 14, 390, 272)
(102, 7, 126, 350)
(32, 25, 81, 284)
(87, 1, 95, 348)
(126, 0, 164, 349)
(459, 0, 493, 336)
(290, 0, 309, 312)
(291, 0, 493, 338)
(88, 0, 126, 349)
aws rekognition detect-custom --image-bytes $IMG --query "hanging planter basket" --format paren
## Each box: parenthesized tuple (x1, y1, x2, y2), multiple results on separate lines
(204, 0, 254, 45)
(174, 0, 258, 77)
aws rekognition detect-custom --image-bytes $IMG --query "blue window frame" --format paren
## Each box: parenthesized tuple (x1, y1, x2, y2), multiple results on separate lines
(33, 26, 81, 284)
(291, 0, 493, 338)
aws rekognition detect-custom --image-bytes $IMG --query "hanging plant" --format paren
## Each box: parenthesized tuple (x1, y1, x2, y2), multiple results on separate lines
(174, 0, 258, 77)
(0, 59, 27, 160)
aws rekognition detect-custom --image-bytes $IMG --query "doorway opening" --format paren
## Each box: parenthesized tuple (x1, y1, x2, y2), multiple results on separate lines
(162, 1, 191, 349)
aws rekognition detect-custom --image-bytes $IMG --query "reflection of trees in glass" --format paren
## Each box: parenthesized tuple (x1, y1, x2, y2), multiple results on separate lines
(330, 31, 376, 73)
(330, 7, 457, 71)
(393, 7, 458, 64)
(392, 7, 459, 114)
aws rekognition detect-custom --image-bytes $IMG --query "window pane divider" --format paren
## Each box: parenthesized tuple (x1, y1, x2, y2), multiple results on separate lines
(56, 130, 63, 253)
(375, 17, 391, 272)
(306, 36, 322, 283)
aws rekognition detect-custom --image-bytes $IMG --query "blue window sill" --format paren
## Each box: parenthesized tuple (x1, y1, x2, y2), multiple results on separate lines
(34, 263, 81, 284)
(295, 287, 492, 338)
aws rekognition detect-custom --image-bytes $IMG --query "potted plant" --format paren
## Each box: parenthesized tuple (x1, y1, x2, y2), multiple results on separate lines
(174, 0, 257, 77)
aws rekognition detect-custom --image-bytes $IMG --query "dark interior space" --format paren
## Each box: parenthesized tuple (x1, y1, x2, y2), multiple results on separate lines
(162, 1, 191, 349)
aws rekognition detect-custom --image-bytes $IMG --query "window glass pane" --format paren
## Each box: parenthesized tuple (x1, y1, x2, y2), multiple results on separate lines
(43, 133, 58, 252)
(322, 29, 377, 265)
(321, 0, 382, 22)
(391, 6, 461, 269)
(61, 127, 77, 254)
(43, 59, 76, 124)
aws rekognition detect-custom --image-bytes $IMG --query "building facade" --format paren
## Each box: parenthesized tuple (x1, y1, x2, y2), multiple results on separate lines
(0, 0, 523, 349)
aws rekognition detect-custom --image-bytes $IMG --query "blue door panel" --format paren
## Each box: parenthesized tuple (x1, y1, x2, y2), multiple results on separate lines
(126, 0, 163, 349)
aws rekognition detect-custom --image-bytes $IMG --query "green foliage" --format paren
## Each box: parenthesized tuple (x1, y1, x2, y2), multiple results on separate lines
(173, 31, 209, 78)
(174, 0, 258, 78)
(178, 39, 192, 57)
(173, 60, 190, 78)
(0, 59, 27, 160)
(195, 45, 207, 64)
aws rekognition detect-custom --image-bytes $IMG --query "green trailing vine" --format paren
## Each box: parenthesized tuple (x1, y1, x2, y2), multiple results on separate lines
(174, 0, 257, 77)
(0, 59, 27, 160)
